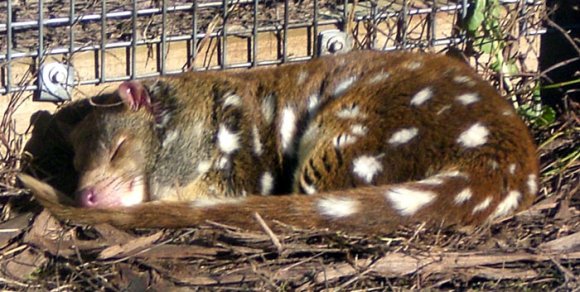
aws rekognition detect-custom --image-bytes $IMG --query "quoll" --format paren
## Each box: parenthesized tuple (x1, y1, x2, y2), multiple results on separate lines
(22, 50, 539, 234)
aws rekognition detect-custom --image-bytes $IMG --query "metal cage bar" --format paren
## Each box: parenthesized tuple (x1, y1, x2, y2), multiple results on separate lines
(131, 0, 137, 79)
(253, 0, 258, 67)
(37, 0, 44, 92)
(0, 0, 546, 95)
(5, 0, 12, 93)
(190, 0, 198, 70)
(100, 0, 107, 83)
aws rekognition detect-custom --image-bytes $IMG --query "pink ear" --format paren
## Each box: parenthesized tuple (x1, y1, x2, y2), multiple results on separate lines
(117, 81, 151, 111)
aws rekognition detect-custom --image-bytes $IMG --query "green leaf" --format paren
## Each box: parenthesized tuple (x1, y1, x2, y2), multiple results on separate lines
(507, 61, 519, 75)
(466, 0, 486, 33)
(490, 59, 502, 72)
(474, 37, 499, 54)
(539, 105, 556, 125)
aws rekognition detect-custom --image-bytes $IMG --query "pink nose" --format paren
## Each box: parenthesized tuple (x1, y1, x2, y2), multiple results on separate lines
(76, 187, 98, 207)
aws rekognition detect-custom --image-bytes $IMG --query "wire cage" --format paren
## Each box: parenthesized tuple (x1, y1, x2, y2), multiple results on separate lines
(0, 0, 545, 99)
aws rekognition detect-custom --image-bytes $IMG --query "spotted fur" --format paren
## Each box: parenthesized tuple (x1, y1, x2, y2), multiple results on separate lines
(24, 50, 539, 235)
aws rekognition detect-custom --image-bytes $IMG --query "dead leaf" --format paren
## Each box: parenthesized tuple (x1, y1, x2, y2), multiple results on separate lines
(98, 231, 163, 260)
(538, 232, 580, 252)
(0, 213, 33, 248)
(0, 247, 47, 282)
(135, 244, 228, 259)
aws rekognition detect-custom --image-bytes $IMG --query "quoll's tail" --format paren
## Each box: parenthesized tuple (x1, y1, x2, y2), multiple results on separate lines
(20, 165, 538, 234)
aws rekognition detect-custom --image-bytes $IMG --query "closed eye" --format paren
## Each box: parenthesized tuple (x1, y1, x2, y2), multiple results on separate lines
(110, 137, 127, 162)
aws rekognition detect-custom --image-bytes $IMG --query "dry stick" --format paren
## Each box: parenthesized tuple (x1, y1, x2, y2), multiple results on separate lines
(204, 219, 244, 231)
(545, 18, 580, 55)
(346, 0, 359, 37)
(550, 257, 577, 282)
(248, 261, 281, 290)
(516, 55, 580, 99)
(191, 1, 240, 70)
(315, 251, 580, 283)
(281, 252, 325, 272)
(253, 212, 283, 254)
(102, 230, 201, 265)
(337, 266, 374, 290)
(195, 14, 221, 69)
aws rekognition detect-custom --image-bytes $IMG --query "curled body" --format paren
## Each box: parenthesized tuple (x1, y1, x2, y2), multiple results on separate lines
(22, 50, 539, 234)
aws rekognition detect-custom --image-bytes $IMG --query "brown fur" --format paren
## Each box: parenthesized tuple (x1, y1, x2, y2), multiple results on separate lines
(20, 50, 539, 234)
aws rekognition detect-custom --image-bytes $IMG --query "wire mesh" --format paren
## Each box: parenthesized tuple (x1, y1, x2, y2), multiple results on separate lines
(0, 0, 545, 95)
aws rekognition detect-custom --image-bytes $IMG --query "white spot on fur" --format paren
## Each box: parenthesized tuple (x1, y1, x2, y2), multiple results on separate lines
(162, 130, 179, 148)
(456, 93, 479, 105)
(438, 170, 468, 179)
(222, 92, 241, 108)
(300, 180, 317, 195)
(368, 71, 390, 84)
(307, 94, 320, 113)
(489, 160, 499, 170)
(472, 196, 492, 214)
(406, 60, 422, 70)
(261, 94, 275, 124)
(197, 160, 212, 174)
(280, 106, 297, 154)
(192, 197, 243, 208)
(297, 71, 308, 85)
(388, 127, 419, 146)
(317, 197, 359, 218)
(336, 105, 366, 119)
(252, 125, 263, 156)
(502, 109, 514, 116)
(508, 163, 517, 174)
(156, 113, 171, 130)
(417, 177, 444, 185)
(436, 105, 452, 115)
(385, 187, 436, 216)
(260, 172, 274, 195)
(217, 125, 240, 154)
(351, 124, 368, 136)
(457, 123, 489, 148)
(454, 188, 473, 205)
(353, 155, 383, 183)
(453, 75, 474, 85)
(216, 156, 229, 169)
(491, 190, 521, 219)
(410, 87, 433, 106)
(417, 170, 467, 186)
(453, 76, 468, 83)
(333, 76, 357, 97)
(333, 133, 358, 149)
(527, 174, 538, 194)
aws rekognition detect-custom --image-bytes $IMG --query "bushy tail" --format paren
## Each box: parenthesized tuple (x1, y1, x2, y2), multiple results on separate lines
(19, 169, 537, 234)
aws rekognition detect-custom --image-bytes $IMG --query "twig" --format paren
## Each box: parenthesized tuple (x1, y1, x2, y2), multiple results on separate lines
(545, 18, 580, 55)
(253, 212, 283, 254)
(550, 257, 578, 282)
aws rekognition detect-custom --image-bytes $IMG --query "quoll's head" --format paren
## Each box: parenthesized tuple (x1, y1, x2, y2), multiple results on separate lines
(71, 81, 160, 208)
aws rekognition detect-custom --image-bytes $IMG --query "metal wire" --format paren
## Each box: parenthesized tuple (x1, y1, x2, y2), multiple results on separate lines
(100, 0, 106, 83)
(0, 0, 546, 94)
(36, 0, 44, 95)
(5, 0, 12, 93)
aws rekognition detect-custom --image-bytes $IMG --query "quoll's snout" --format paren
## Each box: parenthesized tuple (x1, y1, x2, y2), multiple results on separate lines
(75, 176, 147, 208)
(76, 187, 98, 208)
